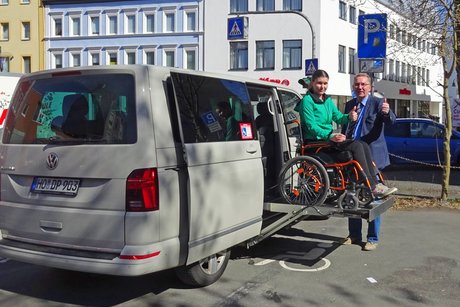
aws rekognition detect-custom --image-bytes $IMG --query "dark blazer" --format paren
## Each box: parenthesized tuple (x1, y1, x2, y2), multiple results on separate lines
(341, 95, 396, 169)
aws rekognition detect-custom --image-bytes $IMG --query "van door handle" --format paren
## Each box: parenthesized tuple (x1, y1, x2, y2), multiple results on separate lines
(246, 143, 258, 154)
(40, 220, 63, 233)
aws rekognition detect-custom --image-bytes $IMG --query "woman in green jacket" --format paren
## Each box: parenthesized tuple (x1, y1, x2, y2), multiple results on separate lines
(295, 69, 395, 197)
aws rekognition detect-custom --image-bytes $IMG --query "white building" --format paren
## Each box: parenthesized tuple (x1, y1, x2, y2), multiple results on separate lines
(43, 0, 204, 70)
(204, 0, 443, 120)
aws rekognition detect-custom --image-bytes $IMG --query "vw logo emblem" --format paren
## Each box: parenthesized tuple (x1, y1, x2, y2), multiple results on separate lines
(46, 152, 59, 170)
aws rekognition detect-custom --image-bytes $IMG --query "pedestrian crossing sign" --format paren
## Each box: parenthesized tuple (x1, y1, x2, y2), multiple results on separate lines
(304, 58, 318, 76)
(228, 17, 247, 40)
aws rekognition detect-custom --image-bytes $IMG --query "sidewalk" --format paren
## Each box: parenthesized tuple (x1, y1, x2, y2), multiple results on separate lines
(383, 165, 460, 200)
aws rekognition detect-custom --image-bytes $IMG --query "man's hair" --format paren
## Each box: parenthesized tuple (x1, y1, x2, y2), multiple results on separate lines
(354, 73, 371, 84)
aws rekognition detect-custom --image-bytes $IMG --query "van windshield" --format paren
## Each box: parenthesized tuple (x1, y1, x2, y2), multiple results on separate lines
(2, 73, 137, 144)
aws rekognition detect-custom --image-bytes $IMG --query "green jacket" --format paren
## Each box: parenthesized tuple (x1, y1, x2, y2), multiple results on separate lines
(294, 91, 350, 141)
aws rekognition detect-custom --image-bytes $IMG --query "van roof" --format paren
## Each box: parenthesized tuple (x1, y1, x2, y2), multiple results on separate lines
(21, 65, 296, 92)
(0, 72, 23, 78)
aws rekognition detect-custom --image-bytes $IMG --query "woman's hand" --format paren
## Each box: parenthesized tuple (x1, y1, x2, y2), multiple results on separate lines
(330, 133, 347, 143)
(348, 106, 358, 122)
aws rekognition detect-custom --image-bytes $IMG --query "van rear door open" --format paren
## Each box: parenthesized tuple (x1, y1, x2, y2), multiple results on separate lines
(170, 72, 264, 264)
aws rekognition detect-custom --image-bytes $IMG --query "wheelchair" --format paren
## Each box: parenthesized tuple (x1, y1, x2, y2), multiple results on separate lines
(278, 128, 386, 210)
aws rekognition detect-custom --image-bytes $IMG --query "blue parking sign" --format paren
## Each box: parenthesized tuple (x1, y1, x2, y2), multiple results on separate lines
(358, 14, 387, 58)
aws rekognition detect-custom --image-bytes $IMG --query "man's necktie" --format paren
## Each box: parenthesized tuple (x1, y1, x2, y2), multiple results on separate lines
(353, 102, 365, 140)
(346, 102, 365, 139)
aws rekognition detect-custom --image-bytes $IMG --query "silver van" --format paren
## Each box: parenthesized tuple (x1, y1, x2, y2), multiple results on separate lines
(0, 65, 393, 286)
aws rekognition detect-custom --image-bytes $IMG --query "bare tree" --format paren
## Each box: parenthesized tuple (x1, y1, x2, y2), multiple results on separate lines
(367, 0, 456, 200)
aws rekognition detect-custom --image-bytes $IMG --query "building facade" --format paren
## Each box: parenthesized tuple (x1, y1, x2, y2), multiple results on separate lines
(43, 0, 203, 70)
(204, 0, 444, 121)
(0, 0, 44, 73)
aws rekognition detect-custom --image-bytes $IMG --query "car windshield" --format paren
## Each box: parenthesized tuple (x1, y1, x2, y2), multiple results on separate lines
(2, 73, 137, 145)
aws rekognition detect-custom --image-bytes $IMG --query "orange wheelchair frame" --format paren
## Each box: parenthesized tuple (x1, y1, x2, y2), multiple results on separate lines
(278, 140, 385, 209)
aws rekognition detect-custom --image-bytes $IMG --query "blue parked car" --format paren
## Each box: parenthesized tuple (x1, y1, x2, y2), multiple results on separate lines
(384, 118, 460, 165)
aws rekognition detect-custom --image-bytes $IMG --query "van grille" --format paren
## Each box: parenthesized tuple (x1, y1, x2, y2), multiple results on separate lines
(0, 238, 120, 260)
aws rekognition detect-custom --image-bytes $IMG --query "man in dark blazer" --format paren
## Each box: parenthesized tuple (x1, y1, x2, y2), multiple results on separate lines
(341, 73, 397, 251)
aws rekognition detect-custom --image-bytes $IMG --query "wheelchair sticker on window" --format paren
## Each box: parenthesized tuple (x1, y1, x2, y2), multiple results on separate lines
(239, 122, 253, 140)
(201, 111, 222, 133)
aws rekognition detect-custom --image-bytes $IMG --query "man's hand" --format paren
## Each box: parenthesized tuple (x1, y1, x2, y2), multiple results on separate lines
(381, 98, 390, 114)
(349, 106, 358, 122)
(330, 133, 347, 143)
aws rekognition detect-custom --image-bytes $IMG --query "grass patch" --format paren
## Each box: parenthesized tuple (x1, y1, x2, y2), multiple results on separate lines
(392, 196, 460, 211)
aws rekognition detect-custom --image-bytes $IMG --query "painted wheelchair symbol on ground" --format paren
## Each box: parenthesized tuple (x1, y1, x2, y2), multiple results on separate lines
(253, 243, 332, 272)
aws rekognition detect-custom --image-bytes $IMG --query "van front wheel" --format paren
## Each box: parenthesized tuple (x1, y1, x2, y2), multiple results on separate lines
(175, 249, 231, 287)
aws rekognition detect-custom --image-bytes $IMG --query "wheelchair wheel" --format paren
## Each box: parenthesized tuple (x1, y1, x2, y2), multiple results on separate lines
(278, 156, 329, 206)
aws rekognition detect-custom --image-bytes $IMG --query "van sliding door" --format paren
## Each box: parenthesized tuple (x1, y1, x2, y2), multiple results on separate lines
(170, 72, 264, 264)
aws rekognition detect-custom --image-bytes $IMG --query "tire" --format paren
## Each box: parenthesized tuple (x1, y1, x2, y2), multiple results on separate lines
(278, 156, 329, 206)
(337, 192, 359, 210)
(175, 249, 231, 287)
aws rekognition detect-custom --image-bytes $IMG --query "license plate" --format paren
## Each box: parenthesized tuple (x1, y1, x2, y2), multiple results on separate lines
(31, 177, 80, 196)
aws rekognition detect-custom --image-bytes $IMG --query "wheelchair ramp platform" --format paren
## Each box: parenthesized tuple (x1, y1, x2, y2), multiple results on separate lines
(246, 196, 394, 248)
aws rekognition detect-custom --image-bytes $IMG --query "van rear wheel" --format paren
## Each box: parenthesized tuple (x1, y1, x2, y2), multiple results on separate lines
(175, 249, 231, 287)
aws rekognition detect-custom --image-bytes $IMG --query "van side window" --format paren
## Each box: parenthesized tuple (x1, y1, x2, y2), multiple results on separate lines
(171, 72, 255, 143)
(278, 90, 302, 138)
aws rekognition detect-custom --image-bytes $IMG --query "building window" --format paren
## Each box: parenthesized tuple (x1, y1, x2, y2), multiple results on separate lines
(411, 65, 416, 84)
(22, 56, 31, 73)
(145, 13, 155, 33)
(145, 50, 155, 64)
(185, 49, 196, 70)
(165, 50, 175, 67)
(0, 57, 10, 72)
(348, 47, 355, 74)
(1, 23, 8, 40)
(90, 52, 100, 66)
(230, 0, 248, 12)
(283, 0, 302, 11)
(407, 64, 412, 83)
(126, 50, 136, 64)
(90, 16, 100, 35)
(396, 28, 401, 42)
(71, 16, 80, 36)
(257, 0, 274, 11)
(71, 53, 81, 67)
(282, 40, 301, 69)
(349, 6, 356, 24)
(256, 40, 274, 70)
(108, 52, 118, 65)
(108, 15, 118, 35)
(395, 60, 400, 81)
(53, 53, 62, 69)
(22, 22, 30, 40)
(426, 69, 430, 86)
(0, 0, 9, 5)
(416, 66, 421, 85)
(339, 1, 347, 20)
(389, 24, 395, 40)
(338, 45, 346, 73)
(53, 17, 62, 36)
(165, 12, 175, 32)
(388, 59, 394, 80)
(401, 62, 406, 83)
(185, 11, 196, 31)
(126, 14, 136, 34)
(230, 41, 248, 70)
(21, 0, 30, 3)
